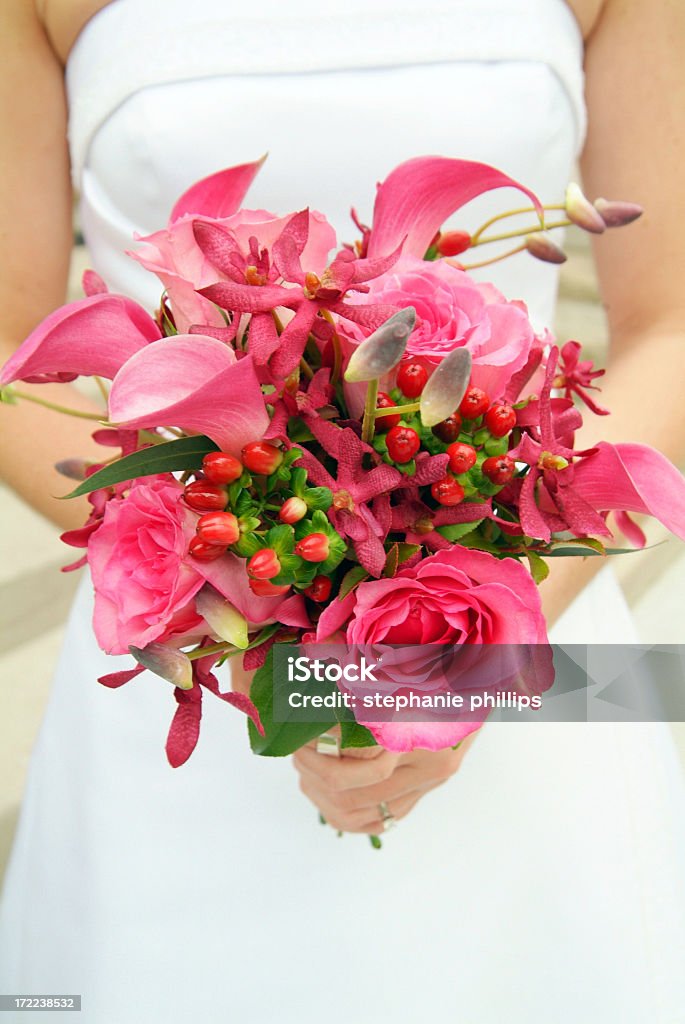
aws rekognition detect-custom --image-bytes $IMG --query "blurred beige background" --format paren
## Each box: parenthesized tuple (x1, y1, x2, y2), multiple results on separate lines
(1, 231, 684, 883)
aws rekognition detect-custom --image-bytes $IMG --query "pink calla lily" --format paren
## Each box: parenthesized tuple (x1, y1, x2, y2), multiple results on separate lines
(170, 157, 267, 223)
(571, 442, 685, 543)
(0, 294, 161, 386)
(108, 335, 268, 453)
(194, 553, 310, 628)
(367, 155, 543, 259)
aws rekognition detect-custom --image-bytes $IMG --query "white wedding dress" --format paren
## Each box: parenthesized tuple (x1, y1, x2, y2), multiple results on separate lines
(2, 2, 685, 1021)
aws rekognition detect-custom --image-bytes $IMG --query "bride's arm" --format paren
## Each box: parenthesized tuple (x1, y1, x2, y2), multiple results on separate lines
(293, 0, 685, 831)
(0, 0, 103, 531)
(541, 0, 685, 622)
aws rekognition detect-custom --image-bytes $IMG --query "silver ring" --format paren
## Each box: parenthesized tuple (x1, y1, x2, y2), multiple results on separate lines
(316, 732, 340, 757)
(378, 800, 396, 831)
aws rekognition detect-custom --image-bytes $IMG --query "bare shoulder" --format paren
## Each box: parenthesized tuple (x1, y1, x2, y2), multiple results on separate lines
(566, 0, 606, 40)
(33, 0, 115, 65)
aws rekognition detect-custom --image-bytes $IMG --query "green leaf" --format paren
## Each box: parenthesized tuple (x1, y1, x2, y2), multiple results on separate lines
(436, 520, 484, 542)
(383, 544, 399, 578)
(248, 648, 337, 756)
(396, 458, 416, 476)
(62, 435, 218, 498)
(339, 565, 369, 598)
(396, 542, 421, 564)
(338, 720, 378, 749)
(550, 537, 606, 556)
(287, 418, 315, 443)
(290, 467, 308, 497)
(265, 524, 295, 556)
(231, 533, 261, 558)
(304, 486, 333, 512)
(526, 549, 550, 584)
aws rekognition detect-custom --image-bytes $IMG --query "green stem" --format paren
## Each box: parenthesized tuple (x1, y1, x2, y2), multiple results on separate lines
(361, 378, 379, 444)
(472, 219, 571, 248)
(10, 389, 107, 421)
(459, 244, 527, 271)
(470, 203, 564, 243)
(375, 400, 420, 419)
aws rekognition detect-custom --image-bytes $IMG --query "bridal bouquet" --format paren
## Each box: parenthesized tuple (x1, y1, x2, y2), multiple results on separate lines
(3, 156, 684, 768)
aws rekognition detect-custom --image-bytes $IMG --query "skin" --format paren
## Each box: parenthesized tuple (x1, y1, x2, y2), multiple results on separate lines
(2, 0, 684, 833)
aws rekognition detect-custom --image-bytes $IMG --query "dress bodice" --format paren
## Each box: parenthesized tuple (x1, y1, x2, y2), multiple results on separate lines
(65, 0, 586, 328)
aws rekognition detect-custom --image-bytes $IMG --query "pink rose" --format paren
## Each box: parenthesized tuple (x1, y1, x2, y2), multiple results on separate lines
(88, 478, 205, 655)
(131, 209, 336, 332)
(319, 546, 550, 751)
(343, 256, 536, 399)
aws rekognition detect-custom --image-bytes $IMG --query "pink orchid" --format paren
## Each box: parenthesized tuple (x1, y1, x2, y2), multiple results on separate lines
(166, 643, 264, 768)
(131, 158, 337, 334)
(554, 340, 609, 415)
(294, 429, 449, 576)
(107, 335, 269, 453)
(509, 348, 603, 542)
(366, 155, 542, 259)
(0, 294, 161, 386)
(198, 222, 404, 380)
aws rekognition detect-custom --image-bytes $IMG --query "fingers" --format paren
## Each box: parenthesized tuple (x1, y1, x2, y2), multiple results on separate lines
(293, 743, 401, 791)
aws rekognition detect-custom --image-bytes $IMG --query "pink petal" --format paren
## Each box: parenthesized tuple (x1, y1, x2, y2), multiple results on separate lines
(195, 553, 310, 627)
(82, 269, 108, 295)
(271, 208, 310, 283)
(98, 665, 145, 688)
(108, 336, 268, 453)
(269, 302, 318, 378)
(613, 510, 647, 548)
(247, 312, 281, 365)
(170, 157, 266, 223)
(367, 156, 542, 259)
(571, 442, 685, 541)
(361, 719, 482, 753)
(166, 686, 202, 767)
(0, 295, 161, 386)
(200, 279, 299, 314)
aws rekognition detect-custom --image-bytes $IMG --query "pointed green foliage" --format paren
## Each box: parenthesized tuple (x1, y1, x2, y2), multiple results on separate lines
(248, 648, 337, 756)
(338, 565, 369, 599)
(62, 435, 219, 498)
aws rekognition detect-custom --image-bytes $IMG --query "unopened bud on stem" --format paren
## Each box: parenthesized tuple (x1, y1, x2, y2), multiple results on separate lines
(593, 197, 643, 228)
(525, 232, 567, 265)
(565, 183, 606, 233)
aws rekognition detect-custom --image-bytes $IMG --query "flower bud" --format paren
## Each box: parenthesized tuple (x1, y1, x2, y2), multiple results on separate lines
(294, 533, 330, 562)
(202, 451, 243, 485)
(241, 441, 283, 475)
(129, 643, 193, 689)
(279, 496, 308, 524)
(565, 183, 606, 234)
(55, 458, 90, 481)
(435, 230, 472, 257)
(304, 575, 333, 602)
(525, 232, 567, 265)
(420, 347, 472, 428)
(184, 479, 228, 512)
(344, 307, 416, 383)
(196, 511, 240, 547)
(248, 578, 291, 598)
(248, 548, 282, 580)
(593, 197, 643, 228)
(195, 585, 249, 649)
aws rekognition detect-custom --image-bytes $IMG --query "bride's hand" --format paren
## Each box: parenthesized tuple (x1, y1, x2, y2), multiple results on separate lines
(292, 732, 477, 834)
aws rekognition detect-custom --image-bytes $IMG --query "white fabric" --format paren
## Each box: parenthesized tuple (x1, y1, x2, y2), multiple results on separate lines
(2, 1, 685, 1021)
